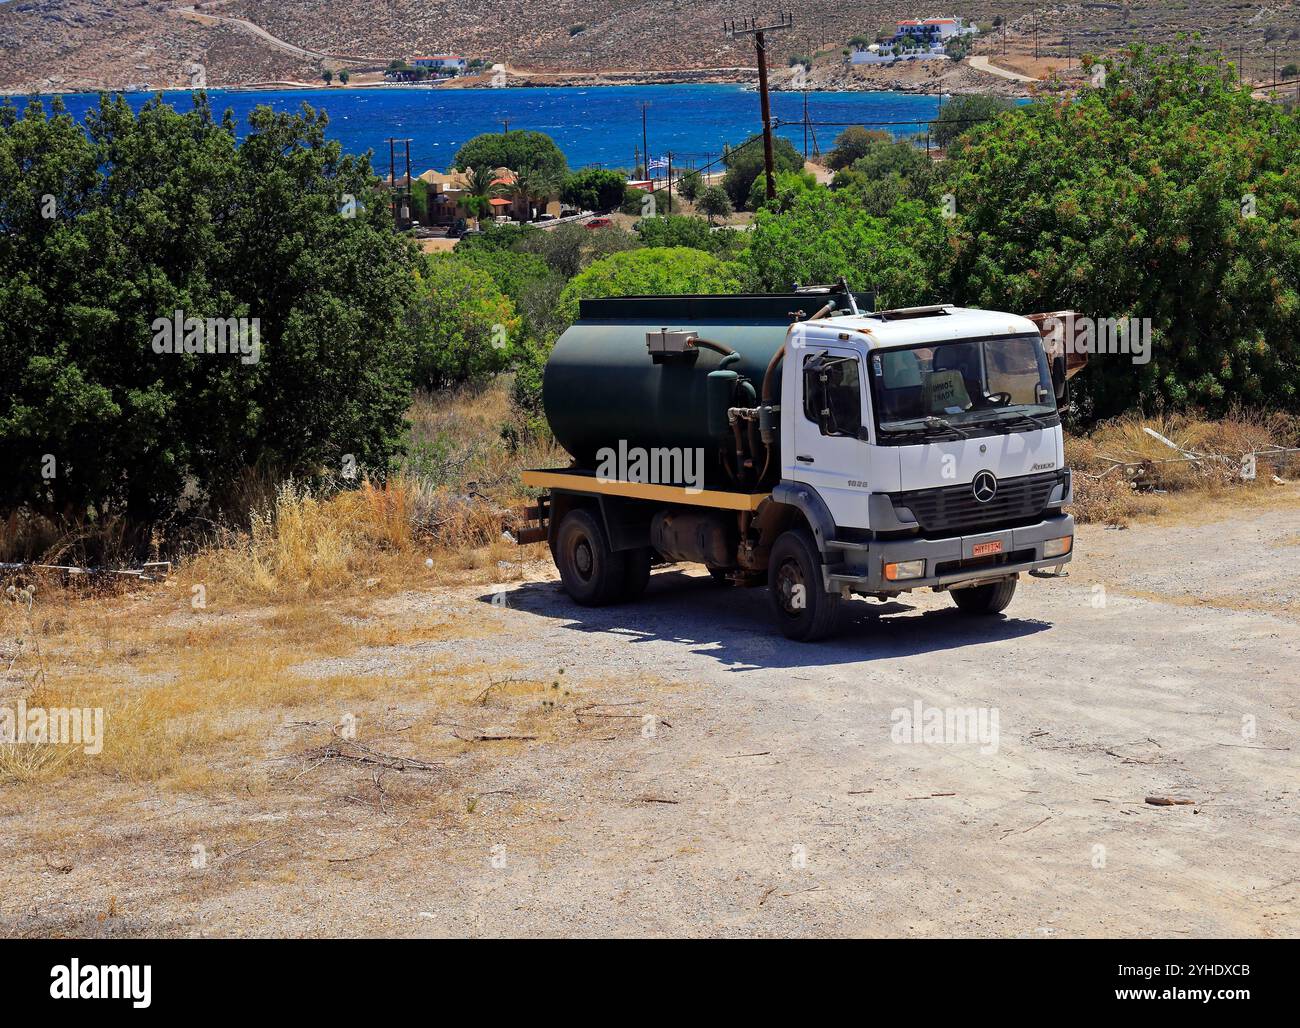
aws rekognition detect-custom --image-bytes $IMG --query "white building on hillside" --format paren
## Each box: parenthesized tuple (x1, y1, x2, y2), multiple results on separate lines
(411, 56, 468, 74)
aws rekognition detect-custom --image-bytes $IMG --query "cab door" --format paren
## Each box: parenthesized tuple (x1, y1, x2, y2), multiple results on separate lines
(791, 346, 870, 529)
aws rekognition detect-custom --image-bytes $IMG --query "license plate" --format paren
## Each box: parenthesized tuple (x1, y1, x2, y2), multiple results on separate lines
(972, 540, 1003, 558)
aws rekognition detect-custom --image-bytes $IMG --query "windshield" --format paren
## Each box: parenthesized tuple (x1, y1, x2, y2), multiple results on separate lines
(870, 334, 1056, 438)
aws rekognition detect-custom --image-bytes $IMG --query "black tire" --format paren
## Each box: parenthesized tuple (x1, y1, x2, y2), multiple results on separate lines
(768, 529, 841, 641)
(707, 566, 732, 586)
(621, 547, 653, 601)
(950, 575, 1018, 615)
(555, 509, 626, 606)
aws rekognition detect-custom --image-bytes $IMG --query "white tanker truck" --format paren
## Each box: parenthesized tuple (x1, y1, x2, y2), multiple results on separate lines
(517, 285, 1082, 641)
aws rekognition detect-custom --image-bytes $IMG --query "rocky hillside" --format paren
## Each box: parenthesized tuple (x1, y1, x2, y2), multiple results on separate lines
(1, 0, 1297, 93)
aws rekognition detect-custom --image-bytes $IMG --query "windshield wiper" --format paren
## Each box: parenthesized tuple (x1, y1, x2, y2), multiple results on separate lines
(881, 416, 971, 439)
(989, 408, 1054, 432)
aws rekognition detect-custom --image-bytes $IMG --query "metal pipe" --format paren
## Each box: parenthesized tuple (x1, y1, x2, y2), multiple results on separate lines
(692, 337, 741, 367)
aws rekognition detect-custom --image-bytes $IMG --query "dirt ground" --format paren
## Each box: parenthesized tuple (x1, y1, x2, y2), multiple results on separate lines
(2, 496, 1298, 938)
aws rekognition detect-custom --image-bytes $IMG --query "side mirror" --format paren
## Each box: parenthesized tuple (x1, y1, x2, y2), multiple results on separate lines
(1051, 354, 1069, 403)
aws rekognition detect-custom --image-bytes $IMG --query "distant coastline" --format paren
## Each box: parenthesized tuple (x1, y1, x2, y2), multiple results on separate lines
(4, 64, 1031, 100)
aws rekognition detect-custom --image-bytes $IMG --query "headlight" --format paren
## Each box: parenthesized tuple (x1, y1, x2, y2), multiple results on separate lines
(884, 559, 926, 581)
(1043, 536, 1073, 558)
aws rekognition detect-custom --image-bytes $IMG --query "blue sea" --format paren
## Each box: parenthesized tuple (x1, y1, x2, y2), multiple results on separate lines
(23, 84, 947, 173)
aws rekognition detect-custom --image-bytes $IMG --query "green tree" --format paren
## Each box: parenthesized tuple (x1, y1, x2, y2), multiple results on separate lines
(697, 186, 734, 225)
(826, 126, 892, 170)
(932, 94, 1016, 149)
(516, 221, 640, 279)
(722, 134, 804, 209)
(621, 186, 651, 216)
(935, 44, 1300, 416)
(562, 168, 626, 211)
(636, 214, 711, 248)
(556, 248, 744, 323)
(339, 70, 350, 85)
(677, 168, 703, 201)
(0, 94, 418, 526)
(411, 254, 520, 389)
(503, 164, 554, 221)
(831, 135, 935, 214)
(747, 168, 816, 212)
(321, 69, 333, 85)
(739, 187, 940, 305)
(453, 130, 567, 184)
(463, 165, 504, 227)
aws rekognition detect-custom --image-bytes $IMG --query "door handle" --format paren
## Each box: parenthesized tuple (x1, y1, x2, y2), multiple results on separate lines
(796, 454, 815, 463)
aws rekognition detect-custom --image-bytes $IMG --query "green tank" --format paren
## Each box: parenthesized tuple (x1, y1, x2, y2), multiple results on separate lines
(544, 293, 845, 490)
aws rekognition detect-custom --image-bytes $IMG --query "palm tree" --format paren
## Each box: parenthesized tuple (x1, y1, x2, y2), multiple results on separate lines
(504, 165, 552, 221)
(464, 166, 502, 228)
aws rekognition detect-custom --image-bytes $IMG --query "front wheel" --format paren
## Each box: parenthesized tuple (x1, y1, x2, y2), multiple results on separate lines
(555, 509, 626, 606)
(950, 575, 1018, 615)
(768, 529, 841, 641)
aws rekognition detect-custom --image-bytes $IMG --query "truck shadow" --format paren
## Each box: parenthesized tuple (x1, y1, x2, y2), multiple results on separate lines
(483, 570, 1053, 671)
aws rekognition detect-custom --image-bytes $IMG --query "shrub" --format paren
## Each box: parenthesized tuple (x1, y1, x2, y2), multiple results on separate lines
(935, 44, 1300, 416)
(562, 168, 626, 211)
(722, 134, 804, 209)
(931, 94, 1016, 149)
(411, 254, 520, 389)
(739, 188, 941, 303)
(826, 127, 892, 170)
(677, 168, 704, 201)
(0, 95, 419, 526)
(555, 248, 744, 323)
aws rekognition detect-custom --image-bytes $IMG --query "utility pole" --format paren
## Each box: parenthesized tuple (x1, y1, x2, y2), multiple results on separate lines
(639, 101, 651, 185)
(502, 117, 510, 133)
(666, 151, 673, 213)
(724, 10, 794, 203)
(1034, 16, 1038, 60)
(386, 136, 413, 228)
(800, 89, 807, 158)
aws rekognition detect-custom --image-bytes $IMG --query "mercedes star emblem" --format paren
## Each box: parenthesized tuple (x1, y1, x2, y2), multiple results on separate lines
(972, 471, 998, 503)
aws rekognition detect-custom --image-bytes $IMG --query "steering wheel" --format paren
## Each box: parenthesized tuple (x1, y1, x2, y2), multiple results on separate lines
(984, 391, 1013, 407)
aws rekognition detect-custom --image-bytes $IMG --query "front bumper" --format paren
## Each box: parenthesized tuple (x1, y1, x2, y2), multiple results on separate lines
(824, 513, 1075, 594)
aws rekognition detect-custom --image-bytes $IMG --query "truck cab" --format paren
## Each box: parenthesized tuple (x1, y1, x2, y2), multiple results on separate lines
(765, 305, 1075, 637)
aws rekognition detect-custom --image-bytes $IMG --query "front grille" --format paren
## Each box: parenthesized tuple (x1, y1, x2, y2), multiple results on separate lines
(893, 472, 1061, 534)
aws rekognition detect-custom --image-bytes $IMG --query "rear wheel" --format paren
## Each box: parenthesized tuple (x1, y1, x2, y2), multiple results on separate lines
(950, 575, 1018, 615)
(768, 529, 841, 641)
(621, 547, 653, 601)
(555, 509, 626, 606)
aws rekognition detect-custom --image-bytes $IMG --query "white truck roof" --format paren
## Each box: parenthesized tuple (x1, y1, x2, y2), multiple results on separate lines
(811, 306, 1042, 351)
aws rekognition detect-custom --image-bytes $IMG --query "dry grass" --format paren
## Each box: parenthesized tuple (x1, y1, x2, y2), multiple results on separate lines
(0, 384, 574, 794)
(1067, 410, 1300, 526)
